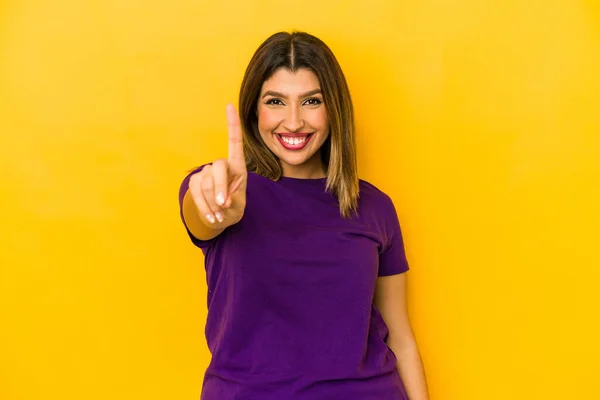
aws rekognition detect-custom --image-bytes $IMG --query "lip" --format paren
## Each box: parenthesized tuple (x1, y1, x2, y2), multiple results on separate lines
(275, 133, 314, 151)
(276, 132, 313, 137)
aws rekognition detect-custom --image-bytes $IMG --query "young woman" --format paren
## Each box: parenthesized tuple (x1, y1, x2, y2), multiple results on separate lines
(179, 31, 429, 400)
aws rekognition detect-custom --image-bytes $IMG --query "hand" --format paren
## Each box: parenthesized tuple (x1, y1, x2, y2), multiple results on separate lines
(188, 104, 247, 228)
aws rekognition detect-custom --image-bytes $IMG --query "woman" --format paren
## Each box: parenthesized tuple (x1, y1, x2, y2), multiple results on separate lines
(179, 31, 429, 400)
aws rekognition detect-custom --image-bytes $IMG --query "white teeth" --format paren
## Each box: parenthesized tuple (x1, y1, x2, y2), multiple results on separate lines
(281, 135, 307, 145)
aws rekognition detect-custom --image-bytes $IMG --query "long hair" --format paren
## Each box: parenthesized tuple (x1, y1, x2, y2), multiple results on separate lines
(239, 31, 359, 218)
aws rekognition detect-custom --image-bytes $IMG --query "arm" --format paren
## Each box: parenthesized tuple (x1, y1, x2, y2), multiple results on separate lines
(374, 273, 430, 400)
(182, 104, 247, 242)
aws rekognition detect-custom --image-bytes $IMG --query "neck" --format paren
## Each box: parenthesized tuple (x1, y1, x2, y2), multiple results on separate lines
(280, 159, 326, 179)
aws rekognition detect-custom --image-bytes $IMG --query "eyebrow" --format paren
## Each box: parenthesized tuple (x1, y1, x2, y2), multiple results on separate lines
(261, 88, 322, 99)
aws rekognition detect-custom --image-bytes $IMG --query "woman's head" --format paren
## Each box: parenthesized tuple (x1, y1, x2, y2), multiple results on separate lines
(256, 67, 329, 179)
(239, 31, 359, 217)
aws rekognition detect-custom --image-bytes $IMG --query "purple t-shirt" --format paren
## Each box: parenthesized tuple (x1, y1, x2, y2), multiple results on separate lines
(179, 166, 410, 400)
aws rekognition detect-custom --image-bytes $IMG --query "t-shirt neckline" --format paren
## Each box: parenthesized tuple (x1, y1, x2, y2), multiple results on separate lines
(278, 175, 328, 185)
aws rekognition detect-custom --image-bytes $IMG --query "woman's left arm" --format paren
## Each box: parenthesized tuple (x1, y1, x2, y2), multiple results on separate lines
(374, 273, 430, 400)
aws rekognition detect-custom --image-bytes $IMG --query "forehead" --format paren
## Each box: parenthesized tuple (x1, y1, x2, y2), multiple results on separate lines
(261, 68, 321, 93)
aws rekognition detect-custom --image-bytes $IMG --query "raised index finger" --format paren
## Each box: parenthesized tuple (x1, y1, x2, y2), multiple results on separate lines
(226, 104, 245, 170)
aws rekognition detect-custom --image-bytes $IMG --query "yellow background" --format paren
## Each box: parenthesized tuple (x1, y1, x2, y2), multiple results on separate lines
(1, 0, 599, 399)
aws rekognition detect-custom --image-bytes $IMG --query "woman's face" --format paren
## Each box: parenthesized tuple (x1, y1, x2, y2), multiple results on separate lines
(257, 68, 329, 178)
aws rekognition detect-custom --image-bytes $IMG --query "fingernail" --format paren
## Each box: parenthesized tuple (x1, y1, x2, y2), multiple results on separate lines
(206, 214, 215, 224)
(216, 192, 225, 205)
(215, 212, 223, 223)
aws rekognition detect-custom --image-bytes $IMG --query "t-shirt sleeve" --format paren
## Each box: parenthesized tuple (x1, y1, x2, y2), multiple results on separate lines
(178, 164, 219, 252)
(378, 195, 410, 276)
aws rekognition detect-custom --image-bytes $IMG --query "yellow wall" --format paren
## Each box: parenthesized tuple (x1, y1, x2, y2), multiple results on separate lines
(1, 1, 599, 399)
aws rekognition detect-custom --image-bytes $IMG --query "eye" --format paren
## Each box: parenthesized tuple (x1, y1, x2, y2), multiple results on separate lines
(264, 98, 284, 106)
(304, 97, 322, 106)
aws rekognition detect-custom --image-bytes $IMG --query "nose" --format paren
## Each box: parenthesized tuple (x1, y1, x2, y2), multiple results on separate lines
(282, 105, 305, 132)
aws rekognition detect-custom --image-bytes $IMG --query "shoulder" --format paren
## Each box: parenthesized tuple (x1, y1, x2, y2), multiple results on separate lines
(247, 171, 277, 190)
(248, 170, 269, 183)
(358, 178, 395, 209)
(356, 178, 402, 229)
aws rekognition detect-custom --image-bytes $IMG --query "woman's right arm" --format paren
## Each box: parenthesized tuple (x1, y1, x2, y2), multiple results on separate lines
(182, 104, 248, 242)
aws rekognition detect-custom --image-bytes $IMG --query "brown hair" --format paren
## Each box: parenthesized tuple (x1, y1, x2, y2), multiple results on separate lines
(238, 31, 359, 218)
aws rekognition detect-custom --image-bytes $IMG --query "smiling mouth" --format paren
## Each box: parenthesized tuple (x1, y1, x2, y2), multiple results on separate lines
(276, 133, 314, 150)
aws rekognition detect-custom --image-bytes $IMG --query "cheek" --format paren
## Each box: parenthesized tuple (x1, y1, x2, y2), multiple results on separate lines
(312, 109, 329, 132)
(257, 108, 280, 133)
